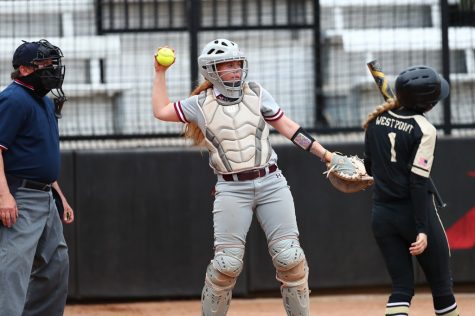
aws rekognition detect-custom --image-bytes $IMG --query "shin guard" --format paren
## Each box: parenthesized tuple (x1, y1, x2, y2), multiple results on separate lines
(270, 239, 309, 316)
(281, 283, 310, 316)
(201, 247, 244, 316)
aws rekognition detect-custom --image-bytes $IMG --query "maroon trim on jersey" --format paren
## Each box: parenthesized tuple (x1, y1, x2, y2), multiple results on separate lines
(263, 109, 284, 121)
(14, 79, 34, 90)
(0, 144, 7, 151)
(173, 101, 189, 123)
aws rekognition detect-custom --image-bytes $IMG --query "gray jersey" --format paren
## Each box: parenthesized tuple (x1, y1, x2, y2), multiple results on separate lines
(174, 82, 283, 173)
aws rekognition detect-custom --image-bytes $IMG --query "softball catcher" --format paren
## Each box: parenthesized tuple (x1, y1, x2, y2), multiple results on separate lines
(152, 39, 357, 315)
(363, 65, 459, 316)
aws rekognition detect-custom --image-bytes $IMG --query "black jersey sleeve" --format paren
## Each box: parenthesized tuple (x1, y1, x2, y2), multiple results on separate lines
(409, 172, 431, 234)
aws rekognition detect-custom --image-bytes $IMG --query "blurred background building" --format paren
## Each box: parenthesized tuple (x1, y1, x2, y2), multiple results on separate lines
(0, 0, 473, 144)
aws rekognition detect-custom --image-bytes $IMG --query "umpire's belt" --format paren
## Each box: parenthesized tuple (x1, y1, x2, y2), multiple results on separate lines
(221, 164, 278, 181)
(6, 175, 52, 193)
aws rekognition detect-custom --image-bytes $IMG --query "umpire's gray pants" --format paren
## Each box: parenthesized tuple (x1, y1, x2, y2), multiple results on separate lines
(0, 187, 69, 316)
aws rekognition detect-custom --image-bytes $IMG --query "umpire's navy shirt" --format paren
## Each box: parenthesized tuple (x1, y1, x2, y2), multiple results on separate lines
(0, 80, 60, 183)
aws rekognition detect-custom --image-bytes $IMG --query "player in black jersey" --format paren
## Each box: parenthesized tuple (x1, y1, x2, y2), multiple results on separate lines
(363, 65, 459, 316)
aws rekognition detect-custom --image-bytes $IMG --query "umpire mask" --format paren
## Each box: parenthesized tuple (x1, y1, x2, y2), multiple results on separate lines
(13, 39, 66, 98)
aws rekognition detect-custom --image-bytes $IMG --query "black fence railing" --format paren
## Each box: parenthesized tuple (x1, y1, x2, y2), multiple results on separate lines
(97, 0, 314, 33)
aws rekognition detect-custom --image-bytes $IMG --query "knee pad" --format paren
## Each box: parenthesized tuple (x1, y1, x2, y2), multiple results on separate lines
(206, 247, 244, 291)
(269, 239, 308, 287)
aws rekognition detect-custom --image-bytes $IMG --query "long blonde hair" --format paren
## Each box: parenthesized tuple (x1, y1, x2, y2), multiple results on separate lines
(183, 80, 213, 145)
(362, 98, 400, 129)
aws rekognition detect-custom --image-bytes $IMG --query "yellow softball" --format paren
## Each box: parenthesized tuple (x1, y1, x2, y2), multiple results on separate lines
(155, 47, 175, 67)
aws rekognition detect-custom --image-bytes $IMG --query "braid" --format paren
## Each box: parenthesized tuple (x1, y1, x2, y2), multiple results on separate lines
(184, 80, 213, 146)
(362, 98, 400, 130)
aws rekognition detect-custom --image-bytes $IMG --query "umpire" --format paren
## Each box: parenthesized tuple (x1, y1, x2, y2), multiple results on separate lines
(0, 40, 74, 316)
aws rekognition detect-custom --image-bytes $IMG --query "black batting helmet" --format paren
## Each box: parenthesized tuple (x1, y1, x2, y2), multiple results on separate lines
(395, 65, 449, 113)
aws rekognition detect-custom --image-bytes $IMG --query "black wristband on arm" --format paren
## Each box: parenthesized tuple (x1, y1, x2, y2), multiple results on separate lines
(291, 127, 315, 151)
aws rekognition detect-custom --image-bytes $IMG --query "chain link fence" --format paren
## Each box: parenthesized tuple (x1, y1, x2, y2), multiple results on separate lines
(0, 0, 474, 147)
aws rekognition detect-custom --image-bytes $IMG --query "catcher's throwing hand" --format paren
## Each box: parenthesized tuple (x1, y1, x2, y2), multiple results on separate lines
(324, 153, 374, 193)
(410, 233, 428, 256)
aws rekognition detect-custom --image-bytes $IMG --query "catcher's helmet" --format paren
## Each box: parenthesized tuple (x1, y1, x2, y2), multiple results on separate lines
(198, 39, 248, 99)
(395, 65, 449, 113)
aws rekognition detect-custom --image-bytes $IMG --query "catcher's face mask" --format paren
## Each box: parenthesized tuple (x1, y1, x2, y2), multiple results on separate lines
(215, 60, 245, 88)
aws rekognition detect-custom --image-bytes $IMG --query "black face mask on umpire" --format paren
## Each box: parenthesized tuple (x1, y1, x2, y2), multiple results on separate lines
(14, 39, 67, 118)
(36, 40, 67, 118)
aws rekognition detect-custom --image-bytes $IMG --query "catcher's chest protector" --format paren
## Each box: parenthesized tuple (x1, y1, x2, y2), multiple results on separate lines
(201, 83, 272, 173)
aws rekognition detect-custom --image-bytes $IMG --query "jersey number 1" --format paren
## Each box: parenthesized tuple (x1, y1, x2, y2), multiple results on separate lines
(388, 132, 397, 162)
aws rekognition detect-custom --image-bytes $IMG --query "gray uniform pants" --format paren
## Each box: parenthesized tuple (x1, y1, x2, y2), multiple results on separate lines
(214, 168, 300, 249)
(0, 187, 69, 316)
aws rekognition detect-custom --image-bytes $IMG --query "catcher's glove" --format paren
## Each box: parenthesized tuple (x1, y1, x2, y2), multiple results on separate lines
(324, 153, 374, 193)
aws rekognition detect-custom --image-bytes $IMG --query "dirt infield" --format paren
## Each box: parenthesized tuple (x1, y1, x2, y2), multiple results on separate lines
(65, 292, 475, 316)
